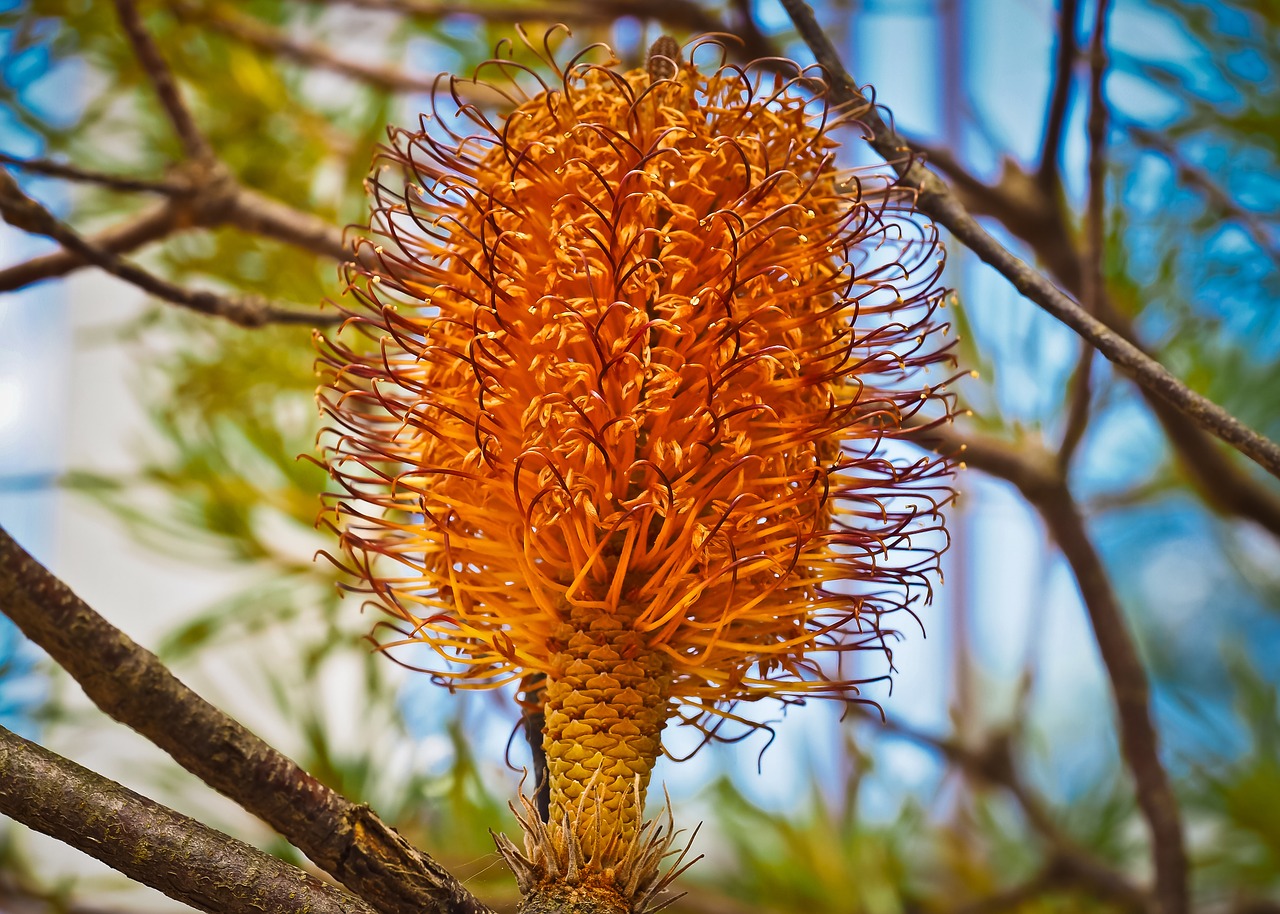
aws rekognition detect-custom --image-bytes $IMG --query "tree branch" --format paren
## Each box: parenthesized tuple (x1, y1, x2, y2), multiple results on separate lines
(779, 0, 1280, 483)
(0, 171, 324, 326)
(0, 154, 187, 195)
(1038, 0, 1080, 186)
(227, 185, 349, 261)
(112, 0, 214, 163)
(175, 2, 452, 97)
(1029, 483, 1188, 914)
(1058, 0, 1112, 466)
(0, 725, 374, 914)
(865, 709, 1145, 909)
(0, 524, 495, 914)
(912, 422, 1189, 914)
(0, 198, 183, 293)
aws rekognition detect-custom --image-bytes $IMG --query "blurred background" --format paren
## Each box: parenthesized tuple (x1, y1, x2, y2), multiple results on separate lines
(1, 0, 1279, 911)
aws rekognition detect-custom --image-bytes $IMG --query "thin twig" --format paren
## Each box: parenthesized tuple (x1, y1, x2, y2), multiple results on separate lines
(0, 171, 324, 326)
(0, 524, 495, 914)
(174, 2, 453, 97)
(1126, 123, 1280, 273)
(0, 199, 184, 292)
(1058, 0, 1112, 466)
(1038, 0, 1080, 185)
(112, 0, 214, 162)
(0, 153, 187, 195)
(228, 185, 349, 261)
(779, 0, 1280, 483)
(0, 725, 375, 914)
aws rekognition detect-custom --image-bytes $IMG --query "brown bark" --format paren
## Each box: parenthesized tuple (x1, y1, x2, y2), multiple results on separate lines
(0, 524, 494, 914)
(0, 724, 374, 914)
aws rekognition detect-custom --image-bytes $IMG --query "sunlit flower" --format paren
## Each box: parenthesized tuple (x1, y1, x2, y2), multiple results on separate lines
(317, 31, 954, 907)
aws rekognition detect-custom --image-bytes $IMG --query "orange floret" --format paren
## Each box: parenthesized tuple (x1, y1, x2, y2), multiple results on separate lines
(317, 32, 955, 887)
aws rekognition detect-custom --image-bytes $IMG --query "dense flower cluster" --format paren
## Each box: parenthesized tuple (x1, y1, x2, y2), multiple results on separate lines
(317, 33, 955, 894)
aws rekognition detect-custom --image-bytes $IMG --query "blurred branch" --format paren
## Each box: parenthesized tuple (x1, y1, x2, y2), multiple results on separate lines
(865, 708, 1145, 909)
(913, 421, 1188, 914)
(1030, 484, 1188, 914)
(0, 198, 184, 292)
(1126, 123, 1280, 272)
(780, 0, 1280, 483)
(174, 1, 454, 97)
(0, 170, 324, 326)
(0, 725, 374, 914)
(1058, 0, 1112, 466)
(0, 525, 495, 914)
(324, 0, 724, 31)
(0, 160, 348, 292)
(1038, 0, 1079, 186)
(112, 0, 214, 163)
(0, 153, 187, 195)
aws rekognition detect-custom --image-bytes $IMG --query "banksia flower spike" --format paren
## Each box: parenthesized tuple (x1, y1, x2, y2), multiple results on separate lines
(318, 31, 955, 913)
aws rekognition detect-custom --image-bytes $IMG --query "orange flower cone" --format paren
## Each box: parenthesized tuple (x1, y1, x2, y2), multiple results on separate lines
(317, 32, 956, 911)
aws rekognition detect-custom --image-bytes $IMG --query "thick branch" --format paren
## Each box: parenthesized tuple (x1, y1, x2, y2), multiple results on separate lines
(112, 0, 214, 162)
(0, 525, 494, 914)
(0, 171, 323, 326)
(780, 0, 1280, 482)
(0, 725, 373, 914)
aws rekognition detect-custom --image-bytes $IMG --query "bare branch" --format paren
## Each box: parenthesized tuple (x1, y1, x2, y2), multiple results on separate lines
(912, 421, 1189, 914)
(1058, 0, 1112, 466)
(112, 0, 214, 162)
(228, 186, 349, 261)
(174, 1, 450, 97)
(0, 199, 183, 293)
(1126, 123, 1280, 273)
(1038, 0, 1080, 185)
(0, 725, 374, 914)
(0, 171, 324, 326)
(779, 0, 1280, 482)
(864, 711, 1145, 909)
(0, 154, 187, 195)
(1030, 484, 1188, 914)
(0, 524, 495, 914)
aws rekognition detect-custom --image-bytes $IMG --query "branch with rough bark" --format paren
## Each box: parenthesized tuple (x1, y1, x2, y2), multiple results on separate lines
(0, 524, 493, 914)
(780, 0, 1280, 483)
(0, 725, 374, 914)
